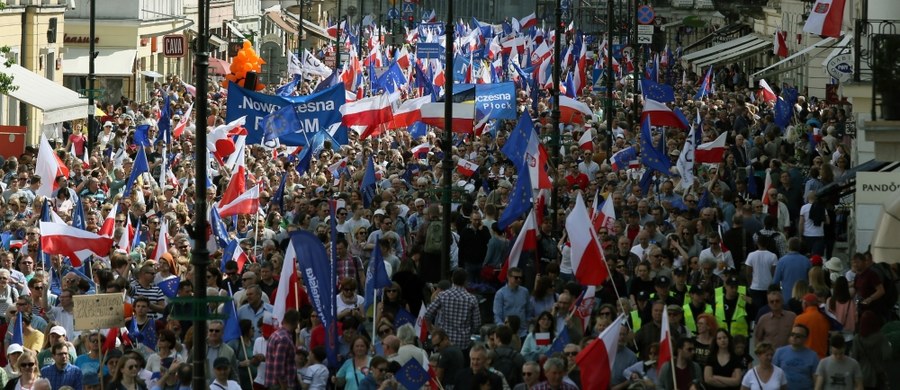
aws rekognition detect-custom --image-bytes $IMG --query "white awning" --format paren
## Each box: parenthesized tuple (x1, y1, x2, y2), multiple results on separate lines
(301, 19, 333, 41)
(0, 62, 91, 124)
(209, 34, 227, 48)
(682, 35, 757, 62)
(227, 20, 245, 39)
(141, 70, 164, 78)
(691, 36, 770, 71)
(750, 35, 841, 78)
(63, 48, 136, 77)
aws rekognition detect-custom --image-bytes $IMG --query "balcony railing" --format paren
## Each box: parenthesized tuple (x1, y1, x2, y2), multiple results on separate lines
(858, 19, 900, 120)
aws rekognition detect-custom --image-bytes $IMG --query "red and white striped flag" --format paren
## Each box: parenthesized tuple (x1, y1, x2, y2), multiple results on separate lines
(774, 30, 789, 58)
(657, 308, 672, 371)
(218, 184, 261, 217)
(499, 210, 538, 282)
(40, 221, 114, 267)
(803, 0, 846, 38)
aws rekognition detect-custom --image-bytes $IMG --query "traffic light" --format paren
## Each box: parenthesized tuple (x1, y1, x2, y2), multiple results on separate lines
(408, 15, 414, 29)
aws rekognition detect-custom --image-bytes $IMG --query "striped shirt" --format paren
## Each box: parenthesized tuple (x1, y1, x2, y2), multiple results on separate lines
(131, 281, 166, 319)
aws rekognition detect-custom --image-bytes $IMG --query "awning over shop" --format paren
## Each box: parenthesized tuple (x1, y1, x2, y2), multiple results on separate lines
(141, 70, 164, 78)
(821, 35, 853, 67)
(0, 62, 91, 124)
(817, 160, 900, 200)
(63, 48, 136, 77)
(139, 20, 195, 38)
(685, 35, 770, 71)
(266, 11, 299, 35)
(684, 23, 750, 51)
(301, 18, 333, 41)
(749, 35, 841, 79)
(682, 34, 758, 62)
(209, 34, 227, 48)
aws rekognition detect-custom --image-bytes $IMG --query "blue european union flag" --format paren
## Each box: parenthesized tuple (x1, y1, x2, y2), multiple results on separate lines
(10, 312, 22, 346)
(774, 97, 792, 130)
(157, 277, 180, 299)
(408, 121, 427, 139)
(272, 171, 288, 213)
(396, 359, 430, 390)
(123, 147, 149, 197)
(395, 307, 416, 328)
(263, 103, 301, 143)
(641, 79, 675, 103)
(277, 74, 301, 97)
(640, 115, 672, 174)
(640, 169, 654, 197)
(782, 85, 799, 105)
(548, 325, 569, 354)
(295, 147, 313, 177)
(373, 62, 407, 94)
(133, 125, 152, 147)
(314, 70, 340, 93)
(223, 285, 241, 343)
(364, 243, 392, 310)
(71, 194, 86, 230)
(497, 171, 533, 231)
(361, 156, 377, 208)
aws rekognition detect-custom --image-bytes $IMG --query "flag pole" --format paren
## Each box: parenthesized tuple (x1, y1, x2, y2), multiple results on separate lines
(99, 327, 105, 390)
(239, 332, 253, 384)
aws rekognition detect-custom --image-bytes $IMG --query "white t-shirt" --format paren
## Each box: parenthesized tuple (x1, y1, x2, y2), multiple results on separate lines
(300, 363, 330, 390)
(252, 336, 268, 385)
(745, 250, 779, 290)
(800, 203, 825, 237)
(741, 366, 788, 390)
(210, 379, 242, 390)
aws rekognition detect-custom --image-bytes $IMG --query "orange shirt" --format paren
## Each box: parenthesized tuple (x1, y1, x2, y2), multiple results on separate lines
(794, 306, 830, 358)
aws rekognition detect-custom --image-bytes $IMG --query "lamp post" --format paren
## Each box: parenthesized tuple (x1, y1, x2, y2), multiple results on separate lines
(86, 0, 96, 152)
(605, 0, 614, 160)
(551, 0, 562, 235)
(441, 0, 454, 281)
(191, 0, 211, 386)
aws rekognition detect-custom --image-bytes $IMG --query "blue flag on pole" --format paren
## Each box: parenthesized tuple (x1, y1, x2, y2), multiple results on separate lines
(640, 115, 672, 174)
(364, 243, 392, 310)
(295, 147, 313, 177)
(10, 312, 22, 346)
(361, 156, 377, 208)
(277, 74, 301, 96)
(123, 147, 149, 197)
(157, 277, 180, 299)
(548, 325, 569, 354)
(223, 285, 241, 343)
(133, 125, 152, 147)
(289, 231, 338, 367)
(158, 93, 171, 144)
(497, 171, 533, 231)
(774, 97, 792, 130)
(694, 66, 713, 100)
(71, 194, 86, 230)
(272, 171, 288, 213)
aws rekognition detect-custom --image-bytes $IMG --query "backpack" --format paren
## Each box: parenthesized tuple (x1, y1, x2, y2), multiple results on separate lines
(424, 221, 443, 254)
(872, 263, 899, 312)
(491, 347, 523, 387)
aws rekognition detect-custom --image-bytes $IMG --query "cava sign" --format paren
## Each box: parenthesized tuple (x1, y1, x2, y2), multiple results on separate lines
(163, 35, 186, 58)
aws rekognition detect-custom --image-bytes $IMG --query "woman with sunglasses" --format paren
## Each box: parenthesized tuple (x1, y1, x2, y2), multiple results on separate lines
(4, 349, 38, 390)
(107, 355, 148, 390)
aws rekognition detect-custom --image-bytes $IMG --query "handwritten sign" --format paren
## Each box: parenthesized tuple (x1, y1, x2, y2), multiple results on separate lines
(73, 293, 125, 331)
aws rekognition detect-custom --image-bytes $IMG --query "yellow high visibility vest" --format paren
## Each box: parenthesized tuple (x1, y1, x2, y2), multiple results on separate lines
(683, 301, 713, 334)
(630, 310, 642, 330)
(714, 287, 749, 336)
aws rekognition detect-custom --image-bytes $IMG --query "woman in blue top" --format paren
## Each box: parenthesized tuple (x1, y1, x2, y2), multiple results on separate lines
(334, 335, 371, 390)
(520, 311, 555, 362)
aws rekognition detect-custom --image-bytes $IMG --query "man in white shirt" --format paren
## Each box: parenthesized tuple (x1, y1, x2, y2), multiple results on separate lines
(578, 151, 601, 181)
(699, 233, 734, 280)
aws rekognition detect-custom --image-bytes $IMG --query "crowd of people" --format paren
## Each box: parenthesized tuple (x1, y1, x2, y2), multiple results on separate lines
(0, 25, 890, 390)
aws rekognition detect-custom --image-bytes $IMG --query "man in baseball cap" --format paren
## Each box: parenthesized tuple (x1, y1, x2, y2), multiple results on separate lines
(37, 326, 75, 369)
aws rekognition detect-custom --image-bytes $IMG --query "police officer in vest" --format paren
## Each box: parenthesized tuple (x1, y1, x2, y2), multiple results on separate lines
(671, 266, 690, 305)
(633, 290, 652, 325)
(650, 275, 679, 306)
(683, 285, 713, 335)
(714, 276, 751, 337)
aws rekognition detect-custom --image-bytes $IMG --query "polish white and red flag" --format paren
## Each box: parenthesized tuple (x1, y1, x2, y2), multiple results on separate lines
(576, 314, 625, 390)
(759, 79, 777, 103)
(762, 169, 775, 205)
(218, 184, 261, 217)
(35, 135, 70, 198)
(40, 221, 114, 267)
(695, 132, 728, 163)
(390, 96, 430, 128)
(410, 143, 431, 159)
(456, 159, 479, 177)
(578, 129, 593, 151)
(153, 218, 170, 261)
(803, 0, 846, 38)
(519, 12, 538, 30)
(498, 210, 538, 282)
(173, 103, 193, 139)
(341, 94, 394, 139)
(593, 195, 616, 233)
(657, 308, 673, 371)
(774, 30, 789, 58)
(566, 193, 609, 285)
(99, 203, 119, 238)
